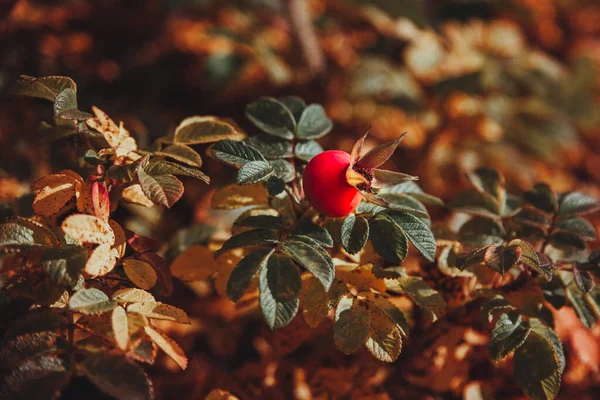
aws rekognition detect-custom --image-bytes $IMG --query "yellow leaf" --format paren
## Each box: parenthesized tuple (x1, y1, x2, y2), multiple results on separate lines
(205, 389, 240, 400)
(335, 262, 387, 293)
(127, 302, 191, 324)
(33, 183, 75, 216)
(171, 245, 219, 282)
(123, 259, 158, 290)
(211, 184, 269, 210)
(109, 220, 127, 258)
(144, 325, 188, 370)
(85, 243, 117, 277)
(31, 171, 82, 192)
(122, 184, 154, 207)
(112, 288, 156, 303)
(62, 214, 115, 245)
(112, 306, 129, 350)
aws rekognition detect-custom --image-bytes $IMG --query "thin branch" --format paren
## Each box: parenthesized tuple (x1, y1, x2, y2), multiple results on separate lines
(283, 0, 326, 76)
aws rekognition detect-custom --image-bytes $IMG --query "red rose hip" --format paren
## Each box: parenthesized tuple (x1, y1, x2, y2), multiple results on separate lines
(302, 150, 363, 217)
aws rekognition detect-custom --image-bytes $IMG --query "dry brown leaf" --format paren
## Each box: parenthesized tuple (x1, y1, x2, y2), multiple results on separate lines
(127, 302, 191, 324)
(122, 184, 154, 207)
(144, 325, 188, 370)
(170, 245, 219, 282)
(112, 305, 129, 350)
(109, 219, 127, 258)
(85, 243, 117, 277)
(62, 214, 115, 245)
(123, 259, 158, 290)
(33, 183, 75, 216)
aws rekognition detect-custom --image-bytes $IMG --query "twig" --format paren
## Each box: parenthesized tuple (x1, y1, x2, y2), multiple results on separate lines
(283, 0, 326, 76)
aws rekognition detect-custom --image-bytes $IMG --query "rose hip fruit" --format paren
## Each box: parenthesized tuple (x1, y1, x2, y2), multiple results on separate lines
(302, 150, 363, 217)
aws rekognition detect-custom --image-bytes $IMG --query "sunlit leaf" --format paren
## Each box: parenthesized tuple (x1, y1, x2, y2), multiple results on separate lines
(173, 116, 239, 145)
(387, 276, 446, 322)
(365, 304, 402, 362)
(112, 288, 155, 303)
(69, 288, 116, 315)
(127, 302, 190, 324)
(111, 306, 129, 351)
(144, 325, 187, 370)
(212, 183, 269, 209)
(62, 214, 115, 245)
(155, 144, 202, 167)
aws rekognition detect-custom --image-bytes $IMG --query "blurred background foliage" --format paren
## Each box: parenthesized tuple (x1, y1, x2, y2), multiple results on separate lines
(1, 0, 600, 399)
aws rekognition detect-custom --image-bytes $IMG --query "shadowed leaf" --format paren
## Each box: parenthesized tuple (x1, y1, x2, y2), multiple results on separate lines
(259, 253, 301, 329)
(297, 104, 333, 139)
(246, 97, 296, 139)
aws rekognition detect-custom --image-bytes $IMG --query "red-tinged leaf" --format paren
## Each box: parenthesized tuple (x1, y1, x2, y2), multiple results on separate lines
(484, 244, 521, 274)
(91, 182, 110, 222)
(350, 132, 368, 166)
(355, 133, 405, 170)
(126, 230, 159, 254)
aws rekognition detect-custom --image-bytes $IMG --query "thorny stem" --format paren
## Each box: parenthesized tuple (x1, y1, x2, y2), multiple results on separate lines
(283, 0, 326, 76)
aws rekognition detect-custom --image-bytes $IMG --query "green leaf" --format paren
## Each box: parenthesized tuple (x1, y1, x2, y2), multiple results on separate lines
(9, 75, 76, 101)
(211, 140, 266, 167)
(489, 312, 531, 362)
(560, 272, 600, 328)
(458, 217, 505, 247)
(234, 215, 285, 230)
(280, 236, 334, 290)
(558, 191, 600, 216)
(0, 218, 57, 248)
(524, 183, 558, 214)
(237, 161, 274, 185)
(144, 160, 209, 184)
(301, 277, 347, 328)
(333, 296, 371, 354)
(529, 318, 565, 373)
(379, 193, 429, 220)
(365, 304, 402, 362)
(0, 354, 70, 400)
(384, 211, 436, 261)
(541, 277, 567, 310)
(41, 245, 87, 287)
(341, 214, 369, 255)
(245, 135, 293, 159)
(83, 150, 107, 166)
(296, 104, 333, 139)
(259, 253, 301, 329)
(388, 276, 446, 322)
(173, 116, 238, 144)
(513, 329, 563, 400)
(484, 244, 521, 274)
(508, 239, 552, 281)
(155, 144, 202, 167)
(369, 214, 409, 263)
(215, 229, 279, 258)
(467, 167, 503, 198)
(513, 208, 551, 228)
(291, 220, 334, 248)
(278, 96, 306, 121)
(294, 140, 323, 162)
(79, 352, 153, 400)
(449, 189, 500, 219)
(555, 217, 597, 240)
(549, 231, 586, 250)
(245, 97, 296, 140)
(371, 169, 418, 189)
(69, 288, 116, 315)
(227, 248, 274, 302)
(53, 88, 78, 115)
(480, 295, 515, 323)
(573, 268, 594, 293)
(270, 159, 295, 182)
(381, 181, 444, 207)
(267, 176, 285, 195)
(137, 168, 183, 208)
